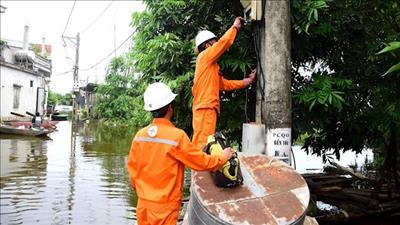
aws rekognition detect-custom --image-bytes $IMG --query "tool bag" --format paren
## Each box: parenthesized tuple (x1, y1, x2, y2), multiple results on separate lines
(203, 132, 243, 188)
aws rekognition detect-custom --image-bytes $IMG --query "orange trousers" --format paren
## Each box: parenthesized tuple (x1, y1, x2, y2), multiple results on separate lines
(192, 108, 217, 150)
(136, 199, 180, 225)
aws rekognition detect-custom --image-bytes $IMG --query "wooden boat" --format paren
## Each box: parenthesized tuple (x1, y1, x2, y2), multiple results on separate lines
(8, 112, 58, 129)
(3, 121, 58, 129)
(0, 124, 53, 137)
(52, 114, 68, 121)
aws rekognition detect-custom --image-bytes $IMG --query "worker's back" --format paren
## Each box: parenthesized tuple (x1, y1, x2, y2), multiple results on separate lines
(129, 118, 187, 205)
(128, 117, 228, 206)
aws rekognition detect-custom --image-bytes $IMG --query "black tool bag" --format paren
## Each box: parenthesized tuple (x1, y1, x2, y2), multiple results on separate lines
(203, 132, 243, 188)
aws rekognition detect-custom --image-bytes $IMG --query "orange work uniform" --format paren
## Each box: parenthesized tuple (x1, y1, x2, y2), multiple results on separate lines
(192, 26, 245, 149)
(127, 118, 228, 225)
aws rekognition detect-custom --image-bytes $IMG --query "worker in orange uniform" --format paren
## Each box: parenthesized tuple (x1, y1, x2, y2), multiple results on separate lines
(192, 16, 257, 149)
(127, 82, 234, 225)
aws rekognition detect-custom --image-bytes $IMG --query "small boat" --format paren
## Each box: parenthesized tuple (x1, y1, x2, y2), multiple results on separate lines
(8, 111, 59, 129)
(51, 113, 68, 121)
(0, 124, 53, 137)
(3, 121, 58, 129)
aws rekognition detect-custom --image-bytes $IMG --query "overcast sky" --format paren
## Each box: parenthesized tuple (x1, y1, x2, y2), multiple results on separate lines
(1, 0, 145, 94)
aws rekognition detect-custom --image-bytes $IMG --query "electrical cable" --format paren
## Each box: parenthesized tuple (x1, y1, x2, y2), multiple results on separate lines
(243, 0, 267, 124)
(63, 43, 73, 67)
(62, 0, 77, 37)
(52, 70, 73, 77)
(79, 30, 136, 72)
(261, 0, 266, 21)
(244, 70, 249, 123)
(290, 146, 297, 170)
(80, 0, 114, 34)
(252, 22, 266, 124)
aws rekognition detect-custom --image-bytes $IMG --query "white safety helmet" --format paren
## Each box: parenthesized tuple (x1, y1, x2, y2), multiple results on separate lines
(195, 30, 217, 51)
(143, 82, 177, 111)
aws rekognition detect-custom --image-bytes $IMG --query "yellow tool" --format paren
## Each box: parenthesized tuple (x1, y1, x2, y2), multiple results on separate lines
(204, 132, 243, 187)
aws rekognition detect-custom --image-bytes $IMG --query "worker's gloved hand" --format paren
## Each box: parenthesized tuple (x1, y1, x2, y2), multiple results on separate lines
(243, 68, 257, 87)
(233, 16, 243, 30)
(222, 147, 234, 160)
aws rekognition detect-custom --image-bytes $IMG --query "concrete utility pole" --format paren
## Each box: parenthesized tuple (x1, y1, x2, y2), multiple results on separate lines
(72, 33, 80, 121)
(257, 0, 292, 164)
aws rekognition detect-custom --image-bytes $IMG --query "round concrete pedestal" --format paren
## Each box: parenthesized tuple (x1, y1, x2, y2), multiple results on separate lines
(188, 154, 310, 225)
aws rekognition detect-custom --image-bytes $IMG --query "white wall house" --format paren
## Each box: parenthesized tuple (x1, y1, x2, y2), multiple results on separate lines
(0, 26, 51, 120)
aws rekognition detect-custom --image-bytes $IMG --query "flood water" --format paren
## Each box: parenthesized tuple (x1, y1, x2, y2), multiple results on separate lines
(0, 121, 138, 225)
(0, 120, 376, 225)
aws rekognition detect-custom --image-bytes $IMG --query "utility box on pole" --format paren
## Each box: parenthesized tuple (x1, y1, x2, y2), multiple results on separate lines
(240, 0, 263, 21)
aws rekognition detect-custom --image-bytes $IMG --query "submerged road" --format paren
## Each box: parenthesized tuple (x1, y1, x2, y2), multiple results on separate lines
(0, 121, 137, 225)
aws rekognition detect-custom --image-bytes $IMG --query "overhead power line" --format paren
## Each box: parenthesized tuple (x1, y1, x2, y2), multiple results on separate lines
(62, 0, 77, 36)
(52, 70, 73, 77)
(80, 0, 114, 34)
(80, 30, 136, 72)
(63, 43, 73, 67)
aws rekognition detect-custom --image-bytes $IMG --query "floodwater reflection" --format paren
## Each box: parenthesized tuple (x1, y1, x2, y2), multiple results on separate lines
(1, 121, 138, 225)
(1, 120, 377, 225)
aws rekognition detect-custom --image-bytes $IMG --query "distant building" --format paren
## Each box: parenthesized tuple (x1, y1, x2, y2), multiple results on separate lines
(75, 83, 97, 117)
(0, 25, 52, 120)
(84, 83, 97, 116)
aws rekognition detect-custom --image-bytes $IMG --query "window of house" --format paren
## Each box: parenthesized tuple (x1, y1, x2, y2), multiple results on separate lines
(13, 85, 21, 109)
(30, 80, 33, 87)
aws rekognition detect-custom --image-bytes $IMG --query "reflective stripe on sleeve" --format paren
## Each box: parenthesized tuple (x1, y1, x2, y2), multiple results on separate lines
(134, 137, 178, 147)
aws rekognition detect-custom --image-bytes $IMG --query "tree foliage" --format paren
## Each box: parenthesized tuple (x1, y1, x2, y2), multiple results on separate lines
(95, 0, 399, 179)
(376, 41, 400, 75)
(125, 0, 256, 138)
(48, 91, 72, 106)
(291, 0, 400, 179)
(94, 56, 150, 127)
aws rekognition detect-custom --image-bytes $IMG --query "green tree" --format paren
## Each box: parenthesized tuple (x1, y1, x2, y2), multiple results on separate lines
(97, 0, 399, 184)
(128, 0, 256, 139)
(95, 56, 150, 127)
(47, 91, 72, 106)
(47, 90, 60, 106)
(377, 41, 400, 75)
(59, 93, 72, 106)
(291, 0, 400, 184)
